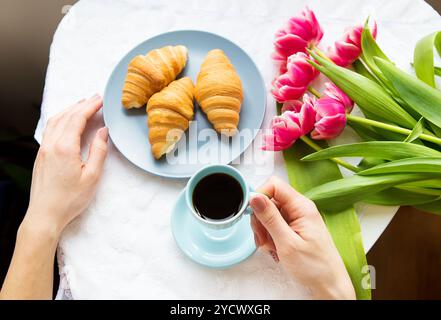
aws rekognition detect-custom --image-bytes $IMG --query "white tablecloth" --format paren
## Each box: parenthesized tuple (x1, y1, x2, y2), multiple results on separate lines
(35, 0, 441, 299)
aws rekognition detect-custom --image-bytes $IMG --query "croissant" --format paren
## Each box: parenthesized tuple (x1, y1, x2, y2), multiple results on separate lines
(147, 77, 195, 159)
(122, 45, 188, 109)
(195, 49, 243, 136)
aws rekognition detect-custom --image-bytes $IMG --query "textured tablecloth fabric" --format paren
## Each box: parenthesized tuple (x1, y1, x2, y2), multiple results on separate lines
(35, 0, 441, 299)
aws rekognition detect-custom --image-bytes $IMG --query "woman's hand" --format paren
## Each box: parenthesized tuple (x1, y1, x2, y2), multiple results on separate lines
(1, 95, 108, 299)
(250, 176, 355, 300)
(24, 95, 109, 237)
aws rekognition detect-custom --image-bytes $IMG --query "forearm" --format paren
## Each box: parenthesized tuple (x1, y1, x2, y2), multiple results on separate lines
(0, 214, 60, 300)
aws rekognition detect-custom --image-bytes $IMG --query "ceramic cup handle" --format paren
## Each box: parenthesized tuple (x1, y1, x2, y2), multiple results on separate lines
(244, 191, 267, 215)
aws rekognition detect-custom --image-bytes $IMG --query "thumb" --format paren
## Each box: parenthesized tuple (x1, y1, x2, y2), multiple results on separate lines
(84, 127, 109, 180)
(250, 194, 297, 243)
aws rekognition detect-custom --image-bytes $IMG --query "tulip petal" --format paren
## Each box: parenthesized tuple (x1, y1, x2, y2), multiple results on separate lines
(323, 82, 354, 113)
(311, 114, 347, 140)
(274, 34, 308, 58)
(327, 20, 377, 67)
(299, 103, 317, 134)
(316, 97, 347, 117)
(272, 72, 309, 102)
(281, 100, 303, 113)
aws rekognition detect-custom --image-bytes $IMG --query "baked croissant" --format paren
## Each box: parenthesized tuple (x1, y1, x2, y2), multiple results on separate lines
(195, 49, 243, 136)
(147, 77, 195, 159)
(122, 45, 188, 109)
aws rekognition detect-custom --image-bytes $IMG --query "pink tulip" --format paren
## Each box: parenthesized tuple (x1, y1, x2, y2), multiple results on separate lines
(285, 7, 324, 46)
(271, 52, 317, 103)
(286, 98, 317, 135)
(323, 82, 354, 113)
(271, 73, 306, 103)
(272, 50, 289, 74)
(272, 28, 310, 65)
(287, 52, 319, 84)
(263, 95, 317, 151)
(311, 96, 347, 140)
(262, 115, 302, 151)
(328, 21, 377, 67)
(281, 100, 303, 113)
(272, 7, 324, 74)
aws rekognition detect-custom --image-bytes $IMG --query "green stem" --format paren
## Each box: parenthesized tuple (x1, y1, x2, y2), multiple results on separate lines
(308, 86, 321, 98)
(309, 47, 334, 63)
(347, 114, 441, 146)
(300, 136, 360, 172)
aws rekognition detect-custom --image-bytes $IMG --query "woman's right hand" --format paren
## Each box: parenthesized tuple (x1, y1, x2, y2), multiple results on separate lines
(250, 176, 356, 300)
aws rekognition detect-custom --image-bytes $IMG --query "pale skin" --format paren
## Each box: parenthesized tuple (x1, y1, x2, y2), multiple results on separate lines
(0, 95, 109, 299)
(250, 177, 356, 299)
(0, 95, 354, 300)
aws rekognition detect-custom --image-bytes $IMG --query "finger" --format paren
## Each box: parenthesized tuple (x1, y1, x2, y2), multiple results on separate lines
(251, 217, 277, 258)
(83, 127, 109, 181)
(63, 95, 103, 144)
(250, 215, 262, 247)
(42, 98, 89, 145)
(258, 176, 318, 220)
(257, 176, 303, 206)
(251, 215, 274, 250)
(269, 250, 279, 263)
(52, 95, 102, 146)
(42, 116, 61, 145)
(68, 95, 101, 119)
(261, 231, 277, 253)
(250, 194, 301, 244)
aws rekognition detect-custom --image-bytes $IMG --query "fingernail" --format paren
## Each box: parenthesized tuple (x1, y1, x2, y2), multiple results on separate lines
(77, 98, 86, 103)
(98, 127, 109, 142)
(254, 233, 261, 248)
(250, 195, 267, 213)
(91, 93, 101, 100)
(269, 250, 279, 263)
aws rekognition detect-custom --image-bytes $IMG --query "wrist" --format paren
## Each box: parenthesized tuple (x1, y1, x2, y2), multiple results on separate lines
(18, 211, 63, 250)
(311, 276, 356, 300)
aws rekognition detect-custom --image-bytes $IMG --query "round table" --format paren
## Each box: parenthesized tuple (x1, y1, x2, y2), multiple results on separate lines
(34, 0, 441, 299)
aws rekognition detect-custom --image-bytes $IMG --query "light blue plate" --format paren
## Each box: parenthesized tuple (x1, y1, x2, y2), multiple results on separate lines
(171, 189, 256, 268)
(103, 30, 266, 178)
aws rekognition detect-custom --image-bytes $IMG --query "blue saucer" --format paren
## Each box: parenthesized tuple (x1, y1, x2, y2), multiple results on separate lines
(171, 189, 256, 269)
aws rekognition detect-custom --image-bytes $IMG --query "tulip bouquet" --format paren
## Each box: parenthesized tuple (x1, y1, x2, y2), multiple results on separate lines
(266, 7, 441, 300)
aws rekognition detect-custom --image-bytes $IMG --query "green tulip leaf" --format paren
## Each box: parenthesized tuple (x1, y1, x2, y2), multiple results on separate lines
(302, 142, 441, 162)
(374, 57, 441, 128)
(352, 59, 379, 84)
(304, 173, 434, 212)
(404, 118, 424, 143)
(364, 188, 440, 206)
(348, 119, 389, 141)
(358, 157, 441, 176)
(402, 179, 441, 189)
(414, 200, 441, 215)
(360, 19, 392, 86)
(414, 31, 441, 88)
(397, 185, 441, 196)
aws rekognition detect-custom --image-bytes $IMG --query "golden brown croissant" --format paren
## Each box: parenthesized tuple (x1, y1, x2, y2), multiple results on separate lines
(195, 49, 243, 136)
(147, 77, 195, 159)
(122, 45, 188, 109)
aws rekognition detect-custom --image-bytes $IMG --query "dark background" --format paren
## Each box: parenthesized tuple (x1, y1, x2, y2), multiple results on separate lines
(1, 0, 441, 299)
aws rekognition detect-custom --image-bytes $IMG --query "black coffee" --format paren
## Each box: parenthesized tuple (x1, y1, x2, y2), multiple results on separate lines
(192, 173, 244, 221)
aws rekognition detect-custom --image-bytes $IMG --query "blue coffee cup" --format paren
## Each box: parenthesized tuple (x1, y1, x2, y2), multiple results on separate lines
(185, 164, 257, 230)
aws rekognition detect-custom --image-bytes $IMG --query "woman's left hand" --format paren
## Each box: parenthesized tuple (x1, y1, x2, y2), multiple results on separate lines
(1, 95, 109, 300)
(24, 95, 109, 237)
